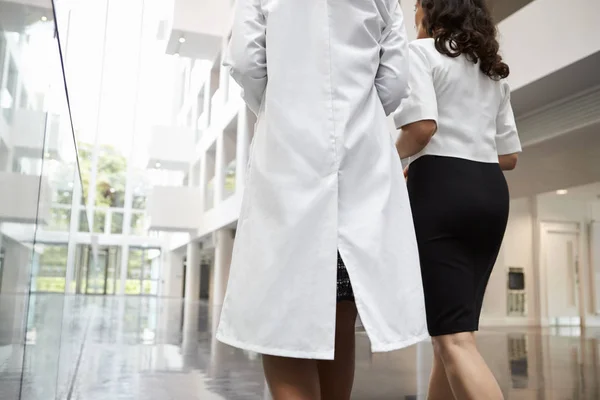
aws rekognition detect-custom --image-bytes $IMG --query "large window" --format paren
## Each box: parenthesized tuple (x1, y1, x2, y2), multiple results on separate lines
(96, 145, 127, 208)
(48, 206, 71, 231)
(32, 245, 68, 293)
(127, 248, 160, 295)
(110, 211, 124, 234)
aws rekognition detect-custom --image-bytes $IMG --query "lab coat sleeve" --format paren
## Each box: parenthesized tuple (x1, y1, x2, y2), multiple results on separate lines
(393, 43, 438, 128)
(223, 0, 267, 116)
(375, 4, 410, 116)
(495, 81, 522, 155)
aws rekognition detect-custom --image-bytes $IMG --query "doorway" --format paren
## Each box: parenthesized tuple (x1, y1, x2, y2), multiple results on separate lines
(126, 247, 161, 296)
(200, 262, 210, 300)
(541, 222, 583, 326)
(75, 245, 120, 295)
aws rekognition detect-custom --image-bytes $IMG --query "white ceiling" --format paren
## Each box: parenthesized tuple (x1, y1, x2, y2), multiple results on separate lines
(505, 122, 600, 199)
(538, 181, 600, 203)
(488, 0, 536, 22)
(400, 0, 535, 34)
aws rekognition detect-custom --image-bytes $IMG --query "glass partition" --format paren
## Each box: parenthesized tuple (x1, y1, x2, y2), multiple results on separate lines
(0, 0, 91, 398)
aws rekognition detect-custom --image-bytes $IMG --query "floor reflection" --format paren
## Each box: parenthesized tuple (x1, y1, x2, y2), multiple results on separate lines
(1, 295, 599, 399)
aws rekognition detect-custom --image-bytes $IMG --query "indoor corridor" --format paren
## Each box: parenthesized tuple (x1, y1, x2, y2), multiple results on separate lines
(1, 295, 599, 400)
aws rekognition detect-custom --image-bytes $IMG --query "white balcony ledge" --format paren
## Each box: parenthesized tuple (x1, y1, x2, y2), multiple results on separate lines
(0, 172, 50, 224)
(147, 125, 195, 171)
(163, 0, 232, 60)
(147, 186, 203, 232)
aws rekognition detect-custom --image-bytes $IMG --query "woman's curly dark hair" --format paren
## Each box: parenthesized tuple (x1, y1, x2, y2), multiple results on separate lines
(418, 0, 509, 80)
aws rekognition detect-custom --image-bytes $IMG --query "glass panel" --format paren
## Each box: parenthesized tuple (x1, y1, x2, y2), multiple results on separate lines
(132, 192, 146, 209)
(95, 145, 126, 208)
(0, 33, 6, 79)
(126, 248, 142, 295)
(32, 245, 68, 293)
(104, 246, 119, 295)
(1, 60, 17, 123)
(74, 245, 90, 294)
(78, 209, 90, 232)
(93, 209, 106, 233)
(130, 212, 146, 236)
(0, 2, 92, 398)
(86, 247, 107, 294)
(141, 248, 160, 296)
(225, 159, 236, 198)
(78, 142, 94, 203)
(110, 210, 124, 234)
(48, 207, 71, 231)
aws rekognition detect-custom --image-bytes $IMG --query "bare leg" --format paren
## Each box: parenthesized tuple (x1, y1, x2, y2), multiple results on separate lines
(432, 332, 504, 400)
(427, 347, 455, 400)
(317, 302, 358, 400)
(263, 356, 321, 400)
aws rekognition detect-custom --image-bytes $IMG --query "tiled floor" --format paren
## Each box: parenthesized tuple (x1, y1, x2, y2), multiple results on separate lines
(1, 295, 600, 399)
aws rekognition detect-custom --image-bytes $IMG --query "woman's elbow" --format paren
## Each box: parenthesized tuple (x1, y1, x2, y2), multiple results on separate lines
(407, 120, 437, 146)
(499, 153, 519, 171)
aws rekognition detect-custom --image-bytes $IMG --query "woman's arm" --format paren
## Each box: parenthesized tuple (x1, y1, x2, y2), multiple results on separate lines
(499, 153, 518, 171)
(393, 43, 438, 159)
(496, 81, 522, 168)
(224, 0, 267, 115)
(375, 4, 410, 116)
(396, 120, 437, 159)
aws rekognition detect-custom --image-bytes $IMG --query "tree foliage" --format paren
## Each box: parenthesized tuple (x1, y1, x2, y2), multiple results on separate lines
(78, 142, 127, 208)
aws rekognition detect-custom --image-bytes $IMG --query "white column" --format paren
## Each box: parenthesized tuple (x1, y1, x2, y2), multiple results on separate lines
(235, 106, 249, 194)
(185, 241, 201, 302)
(204, 69, 213, 123)
(214, 133, 225, 206)
(199, 156, 207, 207)
(212, 228, 234, 307)
(219, 42, 230, 103)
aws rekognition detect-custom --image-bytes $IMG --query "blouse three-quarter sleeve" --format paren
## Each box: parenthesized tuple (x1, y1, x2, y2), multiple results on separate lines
(375, 4, 410, 116)
(495, 81, 522, 155)
(223, 0, 267, 116)
(393, 43, 438, 129)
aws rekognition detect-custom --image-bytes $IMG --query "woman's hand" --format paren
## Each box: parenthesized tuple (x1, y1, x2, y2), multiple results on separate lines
(403, 166, 409, 181)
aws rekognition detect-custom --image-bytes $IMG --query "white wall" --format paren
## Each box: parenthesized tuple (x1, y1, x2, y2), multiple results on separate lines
(172, 0, 231, 38)
(482, 197, 537, 326)
(401, 0, 600, 92)
(590, 221, 600, 317)
(498, 0, 600, 91)
(485, 191, 600, 327)
(537, 194, 600, 325)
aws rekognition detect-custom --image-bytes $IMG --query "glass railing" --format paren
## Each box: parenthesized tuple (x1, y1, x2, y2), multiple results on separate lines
(0, 1, 91, 398)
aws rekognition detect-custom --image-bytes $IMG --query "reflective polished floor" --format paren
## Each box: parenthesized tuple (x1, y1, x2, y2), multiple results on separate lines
(1, 295, 599, 399)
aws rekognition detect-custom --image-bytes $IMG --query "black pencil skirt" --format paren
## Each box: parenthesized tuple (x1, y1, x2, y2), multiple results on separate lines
(407, 155, 509, 336)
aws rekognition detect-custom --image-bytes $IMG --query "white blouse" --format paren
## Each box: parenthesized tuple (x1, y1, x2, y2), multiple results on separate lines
(394, 38, 522, 164)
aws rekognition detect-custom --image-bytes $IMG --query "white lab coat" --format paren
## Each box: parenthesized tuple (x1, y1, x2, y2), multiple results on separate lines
(217, 0, 428, 360)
